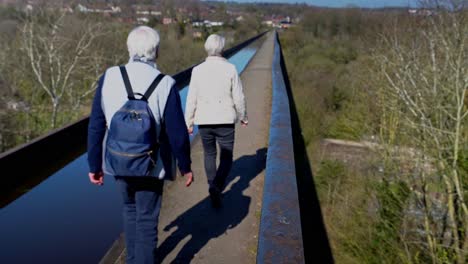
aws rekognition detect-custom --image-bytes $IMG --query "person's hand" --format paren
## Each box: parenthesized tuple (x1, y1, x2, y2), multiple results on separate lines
(241, 120, 248, 127)
(182, 171, 194, 187)
(188, 127, 193, 135)
(89, 171, 104, 186)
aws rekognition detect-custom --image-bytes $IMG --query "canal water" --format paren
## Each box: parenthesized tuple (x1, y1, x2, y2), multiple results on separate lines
(0, 42, 260, 264)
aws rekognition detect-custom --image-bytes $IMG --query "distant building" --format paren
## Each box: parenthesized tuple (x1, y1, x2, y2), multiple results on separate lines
(24, 3, 33, 12)
(137, 17, 149, 24)
(280, 21, 292, 29)
(76, 4, 88, 13)
(193, 20, 224, 28)
(178, 7, 188, 14)
(408, 8, 434, 16)
(192, 21, 204, 27)
(136, 10, 162, 16)
(263, 15, 293, 29)
(6, 100, 29, 112)
(192, 31, 203, 39)
(110, 6, 122, 13)
(134, 5, 162, 16)
(163, 17, 173, 25)
(209, 21, 224, 27)
(60, 6, 74, 13)
(76, 4, 121, 14)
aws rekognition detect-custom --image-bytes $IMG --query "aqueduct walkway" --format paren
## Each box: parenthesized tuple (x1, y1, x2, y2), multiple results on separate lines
(105, 29, 275, 264)
(0, 31, 334, 264)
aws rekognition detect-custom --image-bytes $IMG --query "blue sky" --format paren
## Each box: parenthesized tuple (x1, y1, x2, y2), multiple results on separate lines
(206, 0, 417, 8)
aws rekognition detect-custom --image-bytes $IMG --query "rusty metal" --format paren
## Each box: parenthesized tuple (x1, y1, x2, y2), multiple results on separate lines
(256, 31, 334, 264)
(257, 32, 305, 263)
(277, 31, 334, 264)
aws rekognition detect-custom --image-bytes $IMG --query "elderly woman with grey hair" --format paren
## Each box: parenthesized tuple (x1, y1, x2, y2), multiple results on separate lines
(185, 34, 248, 208)
(87, 26, 193, 263)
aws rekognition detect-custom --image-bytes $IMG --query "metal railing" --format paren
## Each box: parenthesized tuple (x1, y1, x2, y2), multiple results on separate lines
(257, 32, 334, 263)
(257, 31, 305, 263)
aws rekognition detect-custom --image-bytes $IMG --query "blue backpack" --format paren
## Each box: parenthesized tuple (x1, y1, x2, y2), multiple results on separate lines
(105, 66, 165, 176)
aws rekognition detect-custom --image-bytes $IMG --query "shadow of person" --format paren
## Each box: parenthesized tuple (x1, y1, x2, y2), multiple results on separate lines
(156, 148, 267, 263)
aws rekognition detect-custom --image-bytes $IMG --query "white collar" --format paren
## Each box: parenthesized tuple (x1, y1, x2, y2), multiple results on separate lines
(206, 56, 227, 62)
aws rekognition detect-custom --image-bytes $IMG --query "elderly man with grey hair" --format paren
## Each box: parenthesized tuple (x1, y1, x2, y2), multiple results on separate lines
(87, 26, 193, 264)
(185, 34, 248, 208)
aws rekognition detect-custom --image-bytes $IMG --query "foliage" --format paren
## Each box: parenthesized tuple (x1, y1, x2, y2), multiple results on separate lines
(280, 24, 373, 143)
(281, 1, 467, 263)
(375, 4, 468, 262)
(0, 4, 259, 152)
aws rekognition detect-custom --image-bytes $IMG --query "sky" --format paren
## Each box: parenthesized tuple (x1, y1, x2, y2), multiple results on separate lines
(206, 0, 418, 8)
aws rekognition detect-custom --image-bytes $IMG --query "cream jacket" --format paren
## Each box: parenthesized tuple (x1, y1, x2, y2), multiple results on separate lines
(185, 56, 247, 128)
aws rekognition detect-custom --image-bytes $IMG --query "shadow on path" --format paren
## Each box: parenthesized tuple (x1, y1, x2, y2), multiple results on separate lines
(156, 148, 267, 263)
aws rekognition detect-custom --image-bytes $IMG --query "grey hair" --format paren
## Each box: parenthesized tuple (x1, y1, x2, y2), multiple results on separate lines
(127, 26, 160, 61)
(204, 34, 225, 56)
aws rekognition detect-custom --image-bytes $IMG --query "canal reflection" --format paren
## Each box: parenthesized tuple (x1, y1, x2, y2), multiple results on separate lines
(0, 42, 261, 264)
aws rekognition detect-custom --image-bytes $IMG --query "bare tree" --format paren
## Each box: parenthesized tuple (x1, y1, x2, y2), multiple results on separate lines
(376, 1, 467, 263)
(21, 9, 105, 128)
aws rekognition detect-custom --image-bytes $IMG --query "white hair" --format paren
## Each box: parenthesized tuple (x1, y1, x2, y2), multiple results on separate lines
(127, 26, 160, 61)
(204, 34, 225, 56)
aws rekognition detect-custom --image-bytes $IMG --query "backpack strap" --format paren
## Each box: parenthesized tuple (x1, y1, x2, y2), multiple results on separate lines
(142, 74, 166, 101)
(119, 66, 135, 100)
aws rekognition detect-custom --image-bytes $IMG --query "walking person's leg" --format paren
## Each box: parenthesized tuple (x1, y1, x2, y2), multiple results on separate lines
(199, 125, 224, 207)
(116, 178, 137, 264)
(199, 125, 218, 190)
(134, 177, 164, 264)
(214, 124, 235, 192)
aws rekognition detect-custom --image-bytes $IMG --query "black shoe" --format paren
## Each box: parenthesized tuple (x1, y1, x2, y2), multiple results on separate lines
(209, 187, 222, 209)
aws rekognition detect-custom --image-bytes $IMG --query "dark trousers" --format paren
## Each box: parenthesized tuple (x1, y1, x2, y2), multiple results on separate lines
(198, 124, 235, 193)
(116, 177, 164, 264)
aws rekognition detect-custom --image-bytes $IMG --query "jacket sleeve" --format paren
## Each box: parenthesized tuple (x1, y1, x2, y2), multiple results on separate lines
(164, 86, 192, 174)
(232, 67, 248, 122)
(184, 68, 198, 129)
(87, 73, 106, 173)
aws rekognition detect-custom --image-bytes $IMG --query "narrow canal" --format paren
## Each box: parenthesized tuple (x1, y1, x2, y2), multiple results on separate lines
(0, 40, 262, 264)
